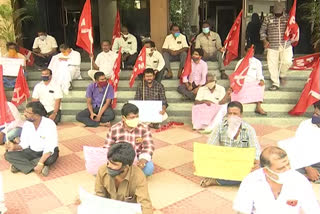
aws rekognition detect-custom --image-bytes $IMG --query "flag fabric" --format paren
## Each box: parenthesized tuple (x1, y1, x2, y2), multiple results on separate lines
(284, 0, 299, 47)
(111, 10, 121, 45)
(291, 53, 320, 70)
(223, 10, 243, 66)
(289, 58, 320, 116)
(19, 47, 34, 66)
(0, 65, 15, 126)
(129, 47, 146, 88)
(76, 0, 93, 54)
(229, 45, 254, 94)
(111, 47, 122, 108)
(11, 66, 30, 106)
(180, 48, 192, 84)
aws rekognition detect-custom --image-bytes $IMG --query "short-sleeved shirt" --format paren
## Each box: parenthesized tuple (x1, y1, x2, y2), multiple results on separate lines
(112, 34, 137, 55)
(162, 34, 188, 51)
(146, 50, 165, 71)
(195, 31, 223, 55)
(32, 81, 63, 113)
(195, 84, 226, 104)
(235, 57, 264, 83)
(95, 51, 118, 77)
(4, 53, 26, 67)
(86, 83, 114, 108)
(183, 59, 208, 86)
(32, 35, 58, 54)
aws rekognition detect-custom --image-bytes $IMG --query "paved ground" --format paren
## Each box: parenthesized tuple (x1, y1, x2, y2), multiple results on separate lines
(1, 121, 319, 214)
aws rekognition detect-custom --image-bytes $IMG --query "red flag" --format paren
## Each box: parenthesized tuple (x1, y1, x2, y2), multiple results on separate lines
(0, 65, 15, 126)
(289, 59, 320, 115)
(291, 53, 320, 70)
(284, 0, 299, 47)
(129, 47, 147, 88)
(111, 10, 121, 45)
(76, 0, 93, 54)
(111, 47, 122, 108)
(11, 66, 30, 106)
(229, 45, 254, 93)
(223, 10, 243, 66)
(19, 47, 34, 66)
(180, 48, 192, 84)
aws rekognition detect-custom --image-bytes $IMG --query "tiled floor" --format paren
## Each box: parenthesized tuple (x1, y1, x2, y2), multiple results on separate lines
(1, 122, 319, 214)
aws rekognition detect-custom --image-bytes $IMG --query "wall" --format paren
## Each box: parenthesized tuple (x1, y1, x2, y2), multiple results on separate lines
(150, 0, 168, 51)
(98, 0, 117, 42)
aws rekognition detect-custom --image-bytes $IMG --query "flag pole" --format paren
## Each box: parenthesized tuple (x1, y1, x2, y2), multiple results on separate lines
(142, 78, 145, 101)
(90, 42, 93, 71)
(98, 84, 110, 115)
(221, 44, 227, 60)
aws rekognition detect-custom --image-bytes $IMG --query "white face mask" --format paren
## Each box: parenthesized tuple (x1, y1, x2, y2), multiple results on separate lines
(265, 167, 292, 184)
(227, 115, 242, 139)
(122, 34, 129, 38)
(146, 48, 152, 54)
(206, 82, 216, 90)
(39, 35, 46, 40)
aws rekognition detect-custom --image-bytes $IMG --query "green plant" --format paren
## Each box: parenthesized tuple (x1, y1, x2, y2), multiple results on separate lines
(169, 0, 192, 38)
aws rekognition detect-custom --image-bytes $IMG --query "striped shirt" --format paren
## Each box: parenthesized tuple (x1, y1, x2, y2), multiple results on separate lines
(208, 119, 261, 159)
(260, 14, 291, 50)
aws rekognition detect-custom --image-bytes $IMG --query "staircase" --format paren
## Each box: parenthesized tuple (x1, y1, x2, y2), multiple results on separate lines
(5, 60, 312, 127)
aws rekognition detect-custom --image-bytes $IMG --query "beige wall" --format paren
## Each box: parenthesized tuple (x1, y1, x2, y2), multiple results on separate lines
(150, 0, 168, 51)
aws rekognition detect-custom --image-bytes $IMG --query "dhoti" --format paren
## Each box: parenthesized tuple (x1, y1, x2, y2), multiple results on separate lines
(192, 103, 223, 130)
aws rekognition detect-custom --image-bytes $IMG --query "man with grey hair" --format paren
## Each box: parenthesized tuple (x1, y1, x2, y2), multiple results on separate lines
(233, 146, 320, 214)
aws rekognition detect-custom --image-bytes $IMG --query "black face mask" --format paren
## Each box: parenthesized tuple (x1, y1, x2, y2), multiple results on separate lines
(41, 76, 50, 81)
(274, 13, 283, 18)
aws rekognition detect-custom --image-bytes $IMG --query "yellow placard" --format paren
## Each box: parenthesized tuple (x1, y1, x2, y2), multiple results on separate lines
(193, 142, 256, 181)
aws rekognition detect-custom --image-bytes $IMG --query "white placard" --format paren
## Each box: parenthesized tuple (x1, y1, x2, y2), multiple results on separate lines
(78, 187, 142, 214)
(129, 100, 162, 123)
(0, 57, 24, 76)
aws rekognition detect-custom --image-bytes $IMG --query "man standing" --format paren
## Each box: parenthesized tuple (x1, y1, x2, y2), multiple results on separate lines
(233, 146, 320, 214)
(195, 21, 228, 79)
(95, 142, 153, 214)
(200, 101, 260, 187)
(112, 26, 137, 69)
(162, 24, 189, 79)
(89, 40, 118, 81)
(144, 41, 165, 83)
(32, 30, 58, 68)
(76, 72, 115, 127)
(32, 69, 63, 124)
(105, 103, 154, 176)
(260, 2, 293, 91)
(4, 102, 59, 176)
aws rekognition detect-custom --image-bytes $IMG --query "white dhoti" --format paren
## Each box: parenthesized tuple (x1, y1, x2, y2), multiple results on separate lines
(231, 81, 264, 104)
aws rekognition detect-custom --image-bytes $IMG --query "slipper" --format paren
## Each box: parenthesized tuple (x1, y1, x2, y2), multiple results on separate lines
(200, 178, 217, 187)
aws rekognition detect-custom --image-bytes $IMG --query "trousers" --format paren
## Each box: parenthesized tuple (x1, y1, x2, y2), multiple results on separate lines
(76, 107, 115, 127)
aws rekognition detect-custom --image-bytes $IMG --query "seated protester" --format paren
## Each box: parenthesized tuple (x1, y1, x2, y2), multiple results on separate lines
(177, 48, 207, 101)
(4, 101, 59, 176)
(195, 21, 228, 79)
(0, 102, 23, 144)
(134, 68, 168, 128)
(105, 103, 154, 176)
(32, 30, 58, 68)
(233, 146, 320, 214)
(32, 68, 63, 125)
(200, 101, 261, 187)
(192, 74, 231, 130)
(231, 46, 267, 115)
(162, 24, 189, 79)
(112, 26, 137, 69)
(144, 40, 165, 83)
(89, 40, 118, 81)
(96, 142, 153, 214)
(76, 72, 115, 127)
(48, 44, 81, 94)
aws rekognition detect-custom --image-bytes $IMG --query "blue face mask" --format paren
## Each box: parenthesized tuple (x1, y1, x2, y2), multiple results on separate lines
(174, 32, 180, 37)
(202, 27, 210, 34)
(41, 75, 50, 81)
(311, 115, 320, 125)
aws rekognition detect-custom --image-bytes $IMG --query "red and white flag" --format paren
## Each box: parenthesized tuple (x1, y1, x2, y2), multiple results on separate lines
(19, 47, 34, 66)
(111, 10, 121, 45)
(229, 45, 254, 93)
(11, 66, 30, 106)
(76, 0, 93, 54)
(180, 48, 192, 84)
(223, 9, 243, 66)
(284, 0, 299, 47)
(0, 65, 15, 126)
(111, 47, 122, 108)
(291, 53, 320, 70)
(129, 47, 146, 88)
(289, 58, 320, 115)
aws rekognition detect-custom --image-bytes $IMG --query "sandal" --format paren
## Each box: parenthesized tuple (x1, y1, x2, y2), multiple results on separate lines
(200, 177, 218, 187)
(269, 85, 279, 91)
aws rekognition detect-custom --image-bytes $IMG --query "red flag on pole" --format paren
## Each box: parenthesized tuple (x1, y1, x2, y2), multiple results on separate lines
(129, 47, 146, 88)
(111, 10, 121, 45)
(19, 47, 34, 66)
(290, 53, 320, 70)
(111, 47, 122, 108)
(0, 65, 15, 126)
(76, 0, 93, 54)
(229, 45, 254, 94)
(223, 9, 243, 66)
(289, 59, 320, 115)
(180, 48, 192, 84)
(11, 66, 30, 106)
(284, 0, 299, 47)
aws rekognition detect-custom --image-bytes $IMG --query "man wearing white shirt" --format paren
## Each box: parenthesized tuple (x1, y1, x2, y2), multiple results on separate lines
(4, 102, 59, 177)
(233, 146, 320, 214)
(89, 40, 118, 81)
(144, 40, 165, 82)
(32, 69, 63, 124)
(112, 26, 137, 69)
(162, 24, 189, 79)
(32, 30, 58, 67)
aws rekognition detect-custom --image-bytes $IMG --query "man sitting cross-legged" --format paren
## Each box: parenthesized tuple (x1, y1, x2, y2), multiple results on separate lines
(4, 101, 59, 177)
